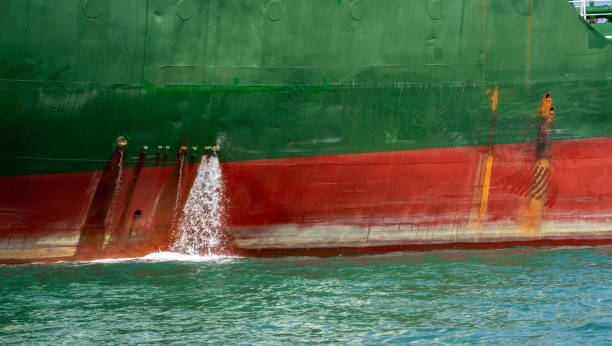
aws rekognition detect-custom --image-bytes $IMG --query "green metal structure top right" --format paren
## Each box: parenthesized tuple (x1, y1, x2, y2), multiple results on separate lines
(571, 0, 612, 38)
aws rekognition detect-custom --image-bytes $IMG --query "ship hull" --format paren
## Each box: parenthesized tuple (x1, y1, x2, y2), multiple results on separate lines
(1, 0, 612, 262)
(0, 155, 201, 263)
(3, 137, 612, 263)
(222, 137, 612, 255)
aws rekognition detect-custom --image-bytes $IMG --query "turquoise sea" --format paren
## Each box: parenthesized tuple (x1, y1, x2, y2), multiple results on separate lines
(1, 246, 610, 345)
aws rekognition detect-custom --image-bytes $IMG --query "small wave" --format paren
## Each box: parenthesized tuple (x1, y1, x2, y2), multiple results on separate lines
(80, 252, 238, 264)
(87, 257, 141, 264)
(140, 252, 238, 262)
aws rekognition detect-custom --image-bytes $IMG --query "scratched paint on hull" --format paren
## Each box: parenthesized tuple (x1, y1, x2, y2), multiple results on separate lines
(0, 151, 202, 263)
(230, 222, 612, 252)
(1, 1, 612, 262)
(222, 137, 612, 239)
(2, 136, 612, 263)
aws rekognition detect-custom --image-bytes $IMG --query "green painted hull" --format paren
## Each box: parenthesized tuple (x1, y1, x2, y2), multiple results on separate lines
(1, 0, 611, 176)
(2, 0, 612, 262)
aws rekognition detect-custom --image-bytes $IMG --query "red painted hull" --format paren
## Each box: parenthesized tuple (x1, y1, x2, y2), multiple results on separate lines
(222, 137, 612, 252)
(0, 152, 201, 263)
(2, 138, 612, 263)
(231, 238, 611, 258)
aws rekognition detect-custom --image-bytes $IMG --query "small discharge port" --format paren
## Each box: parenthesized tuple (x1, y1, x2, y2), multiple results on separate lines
(116, 136, 128, 148)
(204, 146, 220, 156)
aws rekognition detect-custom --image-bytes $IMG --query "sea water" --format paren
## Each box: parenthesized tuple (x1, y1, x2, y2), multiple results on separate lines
(0, 246, 610, 344)
(1, 159, 610, 344)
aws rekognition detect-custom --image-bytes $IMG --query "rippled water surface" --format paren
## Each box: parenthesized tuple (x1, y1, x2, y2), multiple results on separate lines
(1, 247, 610, 344)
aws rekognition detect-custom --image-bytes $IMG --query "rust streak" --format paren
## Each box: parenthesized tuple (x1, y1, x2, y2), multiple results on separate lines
(522, 93, 555, 236)
(477, 84, 498, 228)
(76, 147, 126, 260)
(108, 152, 147, 249)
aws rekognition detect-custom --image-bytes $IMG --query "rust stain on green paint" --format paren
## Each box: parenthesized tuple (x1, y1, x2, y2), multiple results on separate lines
(522, 93, 556, 236)
(476, 84, 498, 228)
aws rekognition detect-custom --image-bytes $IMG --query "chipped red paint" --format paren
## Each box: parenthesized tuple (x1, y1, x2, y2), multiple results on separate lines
(0, 153, 201, 263)
(487, 137, 612, 224)
(2, 137, 612, 264)
(232, 238, 612, 258)
(223, 137, 612, 229)
(223, 146, 481, 228)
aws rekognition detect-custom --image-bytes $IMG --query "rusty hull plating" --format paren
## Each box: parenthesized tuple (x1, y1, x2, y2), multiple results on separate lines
(1, 0, 612, 262)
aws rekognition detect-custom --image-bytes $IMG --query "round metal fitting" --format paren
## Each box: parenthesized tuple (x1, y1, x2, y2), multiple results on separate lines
(82, 0, 104, 19)
(266, 0, 283, 21)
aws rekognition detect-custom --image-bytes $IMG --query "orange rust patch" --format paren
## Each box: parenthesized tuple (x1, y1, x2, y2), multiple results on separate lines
(476, 85, 499, 228)
(521, 93, 555, 235)
(490, 85, 498, 113)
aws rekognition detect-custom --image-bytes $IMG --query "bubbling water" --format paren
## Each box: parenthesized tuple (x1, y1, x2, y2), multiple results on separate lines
(172, 156, 226, 256)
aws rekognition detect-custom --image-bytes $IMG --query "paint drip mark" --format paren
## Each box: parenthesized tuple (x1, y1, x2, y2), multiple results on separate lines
(110, 151, 147, 246)
(145, 147, 194, 254)
(104, 148, 125, 244)
(171, 147, 187, 232)
(76, 146, 126, 259)
(475, 84, 498, 229)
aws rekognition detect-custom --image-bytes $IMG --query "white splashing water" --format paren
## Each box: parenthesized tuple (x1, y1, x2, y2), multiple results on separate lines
(172, 156, 226, 256)
(85, 252, 235, 264)
(141, 252, 234, 262)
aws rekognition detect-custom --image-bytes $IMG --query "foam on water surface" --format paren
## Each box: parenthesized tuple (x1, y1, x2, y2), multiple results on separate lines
(141, 251, 236, 262)
(83, 252, 236, 264)
(55, 154, 232, 265)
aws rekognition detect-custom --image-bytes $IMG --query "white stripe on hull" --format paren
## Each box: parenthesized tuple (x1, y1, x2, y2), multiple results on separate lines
(0, 231, 79, 260)
(232, 222, 612, 249)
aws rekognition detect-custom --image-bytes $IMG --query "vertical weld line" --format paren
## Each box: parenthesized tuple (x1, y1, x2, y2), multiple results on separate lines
(140, 0, 150, 83)
(481, 0, 487, 80)
(526, 0, 534, 84)
(459, 0, 466, 57)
